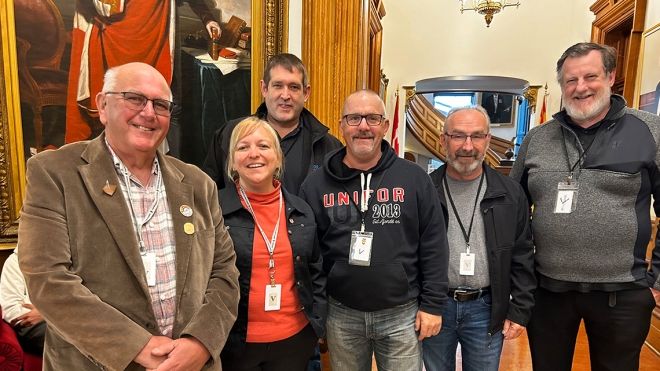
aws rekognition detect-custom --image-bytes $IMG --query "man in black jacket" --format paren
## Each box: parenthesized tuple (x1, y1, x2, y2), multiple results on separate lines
(423, 106, 535, 371)
(301, 90, 448, 371)
(203, 53, 341, 194)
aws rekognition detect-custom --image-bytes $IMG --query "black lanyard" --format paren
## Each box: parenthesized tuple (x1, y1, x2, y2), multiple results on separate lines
(443, 171, 485, 251)
(561, 123, 605, 183)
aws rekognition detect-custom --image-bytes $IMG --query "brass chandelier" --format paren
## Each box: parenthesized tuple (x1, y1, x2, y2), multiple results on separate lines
(459, 0, 521, 27)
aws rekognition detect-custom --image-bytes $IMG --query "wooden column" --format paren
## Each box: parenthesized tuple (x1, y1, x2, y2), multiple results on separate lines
(302, 0, 384, 139)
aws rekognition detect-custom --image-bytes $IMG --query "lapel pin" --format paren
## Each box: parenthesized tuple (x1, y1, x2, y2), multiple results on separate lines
(180, 205, 193, 217)
(184, 222, 195, 235)
(103, 180, 117, 196)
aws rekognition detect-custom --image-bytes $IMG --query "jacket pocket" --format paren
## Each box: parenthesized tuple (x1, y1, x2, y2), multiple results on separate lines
(487, 203, 516, 248)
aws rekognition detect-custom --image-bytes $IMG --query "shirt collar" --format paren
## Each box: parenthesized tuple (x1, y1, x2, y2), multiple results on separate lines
(105, 138, 159, 182)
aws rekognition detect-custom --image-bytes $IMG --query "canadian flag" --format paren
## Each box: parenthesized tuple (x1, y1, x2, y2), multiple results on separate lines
(539, 90, 548, 125)
(391, 92, 400, 155)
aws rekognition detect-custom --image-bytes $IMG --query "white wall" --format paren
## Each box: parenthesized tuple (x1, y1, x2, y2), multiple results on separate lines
(640, 2, 660, 113)
(645, 0, 660, 29)
(288, 0, 303, 57)
(380, 0, 595, 155)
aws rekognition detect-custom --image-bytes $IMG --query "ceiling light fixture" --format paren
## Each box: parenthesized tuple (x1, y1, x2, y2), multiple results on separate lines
(459, 0, 521, 27)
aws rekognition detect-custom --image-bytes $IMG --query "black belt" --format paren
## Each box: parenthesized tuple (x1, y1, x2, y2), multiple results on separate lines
(449, 287, 490, 302)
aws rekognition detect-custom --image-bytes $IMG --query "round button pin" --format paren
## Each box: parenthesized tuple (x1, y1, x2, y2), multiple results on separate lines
(180, 205, 193, 217)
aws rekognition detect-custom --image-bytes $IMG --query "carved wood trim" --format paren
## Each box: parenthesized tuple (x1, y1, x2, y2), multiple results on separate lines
(251, 0, 289, 110)
(0, 0, 24, 245)
(524, 85, 542, 111)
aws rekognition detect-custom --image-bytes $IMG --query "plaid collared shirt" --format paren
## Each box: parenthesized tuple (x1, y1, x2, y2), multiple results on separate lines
(107, 142, 177, 337)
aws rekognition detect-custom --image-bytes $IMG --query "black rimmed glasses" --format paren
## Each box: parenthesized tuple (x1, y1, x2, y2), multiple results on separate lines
(342, 114, 385, 126)
(105, 91, 175, 117)
(444, 133, 490, 143)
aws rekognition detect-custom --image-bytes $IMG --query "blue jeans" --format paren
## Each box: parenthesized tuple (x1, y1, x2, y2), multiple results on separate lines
(326, 297, 422, 371)
(422, 293, 503, 371)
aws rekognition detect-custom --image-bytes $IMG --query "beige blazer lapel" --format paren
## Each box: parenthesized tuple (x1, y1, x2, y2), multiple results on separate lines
(77, 136, 152, 300)
(158, 155, 194, 309)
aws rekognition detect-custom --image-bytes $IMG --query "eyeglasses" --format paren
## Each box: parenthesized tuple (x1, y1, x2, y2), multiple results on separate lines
(105, 91, 175, 117)
(444, 133, 490, 143)
(343, 114, 385, 126)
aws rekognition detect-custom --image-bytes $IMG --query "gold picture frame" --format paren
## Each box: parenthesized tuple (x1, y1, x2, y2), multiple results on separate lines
(0, 0, 288, 245)
(634, 22, 660, 115)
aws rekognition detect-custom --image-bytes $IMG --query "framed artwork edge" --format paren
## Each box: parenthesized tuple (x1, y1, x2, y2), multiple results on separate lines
(0, 0, 25, 243)
(0, 0, 288, 244)
(478, 92, 517, 128)
(633, 22, 660, 111)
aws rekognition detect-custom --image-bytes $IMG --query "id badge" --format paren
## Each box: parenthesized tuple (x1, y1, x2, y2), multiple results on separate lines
(459, 252, 475, 276)
(349, 231, 373, 266)
(141, 252, 157, 286)
(265, 284, 282, 311)
(554, 181, 579, 214)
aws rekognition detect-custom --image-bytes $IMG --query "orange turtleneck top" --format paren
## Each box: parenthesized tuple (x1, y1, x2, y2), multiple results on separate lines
(240, 184, 308, 342)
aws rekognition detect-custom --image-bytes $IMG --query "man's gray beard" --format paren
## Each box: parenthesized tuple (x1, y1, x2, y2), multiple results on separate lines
(447, 155, 484, 176)
(564, 90, 611, 124)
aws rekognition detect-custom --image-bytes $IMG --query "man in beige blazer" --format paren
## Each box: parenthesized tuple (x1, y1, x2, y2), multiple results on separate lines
(17, 62, 240, 370)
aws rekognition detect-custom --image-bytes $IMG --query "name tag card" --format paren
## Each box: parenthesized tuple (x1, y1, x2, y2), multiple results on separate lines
(349, 231, 373, 266)
(141, 252, 157, 286)
(555, 181, 579, 214)
(459, 252, 475, 276)
(265, 284, 282, 311)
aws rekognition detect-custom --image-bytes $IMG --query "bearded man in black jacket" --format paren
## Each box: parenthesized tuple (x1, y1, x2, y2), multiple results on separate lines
(423, 106, 535, 371)
(300, 89, 449, 371)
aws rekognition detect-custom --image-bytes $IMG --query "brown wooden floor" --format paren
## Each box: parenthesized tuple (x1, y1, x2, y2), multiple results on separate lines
(355, 321, 660, 370)
(460, 322, 659, 371)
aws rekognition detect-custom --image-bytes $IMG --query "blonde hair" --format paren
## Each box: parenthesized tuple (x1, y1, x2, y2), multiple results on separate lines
(226, 116, 284, 181)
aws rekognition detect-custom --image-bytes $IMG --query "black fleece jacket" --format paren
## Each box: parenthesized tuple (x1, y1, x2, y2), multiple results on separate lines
(431, 164, 536, 333)
(300, 141, 449, 314)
